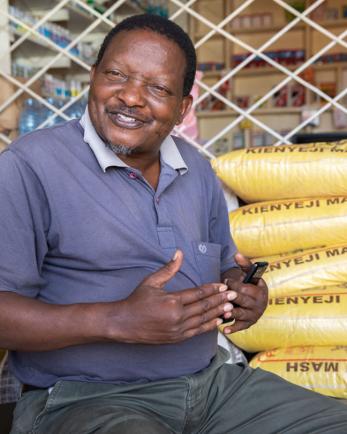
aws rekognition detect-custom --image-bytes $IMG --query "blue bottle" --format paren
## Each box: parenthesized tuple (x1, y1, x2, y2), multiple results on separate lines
(19, 98, 41, 135)
(42, 98, 65, 127)
(66, 97, 86, 119)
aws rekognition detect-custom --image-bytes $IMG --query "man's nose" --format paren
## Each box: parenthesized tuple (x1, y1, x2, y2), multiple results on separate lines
(116, 79, 146, 107)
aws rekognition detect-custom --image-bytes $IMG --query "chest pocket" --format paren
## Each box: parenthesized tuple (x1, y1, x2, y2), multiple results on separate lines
(192, 241, 221, 285)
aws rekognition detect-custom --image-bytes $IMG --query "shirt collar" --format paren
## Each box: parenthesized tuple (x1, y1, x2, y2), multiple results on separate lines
(80, 107, 188, 174)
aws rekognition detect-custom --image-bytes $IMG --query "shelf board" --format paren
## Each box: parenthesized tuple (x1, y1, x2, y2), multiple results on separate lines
(194, 18, 347, 39)
(199, 62, 347, 78)
(30, 55, 71, 69)
(11, 28, 53, 50)
(32, 8, 70, 22)
(314, 18, 347, 28)
(194, 24, 304, 39)
(11, 29, 73, 68)
(67, 0, 144, 26)
(199, 65, 301, 77)
(197, 107, 304, 118)
(229, 23, 305, 35)
(66, 3, 111, 30)
(198, 70, 228, 78)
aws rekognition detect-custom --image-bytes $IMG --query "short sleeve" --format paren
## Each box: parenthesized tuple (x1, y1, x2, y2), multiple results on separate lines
(0, 150, 49, 297)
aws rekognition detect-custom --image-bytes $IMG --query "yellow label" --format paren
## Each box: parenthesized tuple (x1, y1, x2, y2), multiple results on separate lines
(250, 346, 347, 399)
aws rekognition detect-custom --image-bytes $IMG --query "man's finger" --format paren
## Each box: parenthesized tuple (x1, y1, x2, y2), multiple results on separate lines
(182, 317, 224, 340)
(234, 252, 253, 273)
(143, 250, 183, 288)
(179, 283, 229, 305)
(180, 289, 235, 320)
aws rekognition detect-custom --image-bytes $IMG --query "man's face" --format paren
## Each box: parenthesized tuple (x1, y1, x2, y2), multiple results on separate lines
(88, 29, 192, 154)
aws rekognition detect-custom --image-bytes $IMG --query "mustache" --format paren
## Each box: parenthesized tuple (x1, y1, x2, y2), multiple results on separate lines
(105, 106, 150, 123)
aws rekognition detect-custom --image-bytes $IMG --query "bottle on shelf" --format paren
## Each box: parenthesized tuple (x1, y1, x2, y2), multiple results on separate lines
(42, 98, 65, 128)
(18, 98, 44, 136)
(65, 97, 87, 119)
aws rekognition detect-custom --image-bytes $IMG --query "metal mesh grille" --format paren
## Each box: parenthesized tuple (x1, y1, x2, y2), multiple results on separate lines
(1, 0, 347, 158)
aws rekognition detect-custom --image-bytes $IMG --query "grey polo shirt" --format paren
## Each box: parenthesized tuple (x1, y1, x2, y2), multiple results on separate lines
(0, 115, 237, 387)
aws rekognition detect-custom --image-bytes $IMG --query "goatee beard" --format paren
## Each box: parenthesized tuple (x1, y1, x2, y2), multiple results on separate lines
(106, 142, 135, 156)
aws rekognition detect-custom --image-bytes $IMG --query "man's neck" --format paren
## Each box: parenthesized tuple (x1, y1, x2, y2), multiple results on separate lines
(117, 150, 161, 190)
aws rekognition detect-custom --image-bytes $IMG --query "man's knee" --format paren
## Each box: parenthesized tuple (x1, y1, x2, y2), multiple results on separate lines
(96, 412, 172, 434)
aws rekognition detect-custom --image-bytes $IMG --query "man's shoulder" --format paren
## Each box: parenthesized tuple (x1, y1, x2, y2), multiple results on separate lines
(8, 120, 83, 162)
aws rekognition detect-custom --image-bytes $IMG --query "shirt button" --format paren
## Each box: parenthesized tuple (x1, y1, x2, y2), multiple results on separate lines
(128, 172, 137, 179)
(198, 243, 207, 254)
(155, 197, 160, 204)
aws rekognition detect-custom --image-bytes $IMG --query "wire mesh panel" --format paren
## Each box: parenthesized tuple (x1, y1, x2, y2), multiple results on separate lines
(1, 0, 347, 157)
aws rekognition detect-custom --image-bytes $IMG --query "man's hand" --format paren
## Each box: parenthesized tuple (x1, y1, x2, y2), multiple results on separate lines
(220, 252, 268, 335)
(107, 250, 237, 344)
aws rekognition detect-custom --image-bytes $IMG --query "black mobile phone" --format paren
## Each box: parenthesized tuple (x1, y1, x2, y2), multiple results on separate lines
(242, 261, 268, 284)
(221, 261, 268, 325)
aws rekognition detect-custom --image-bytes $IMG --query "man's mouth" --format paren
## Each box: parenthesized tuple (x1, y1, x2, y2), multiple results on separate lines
(108, 111, 149, 129)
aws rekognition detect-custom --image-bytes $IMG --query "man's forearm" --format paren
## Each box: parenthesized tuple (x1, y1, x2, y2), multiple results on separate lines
(0, 292, 116, 351)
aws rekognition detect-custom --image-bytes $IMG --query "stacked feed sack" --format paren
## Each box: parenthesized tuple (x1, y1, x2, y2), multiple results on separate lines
(212, 141, 347, 398)
(249, 346, 347, 399)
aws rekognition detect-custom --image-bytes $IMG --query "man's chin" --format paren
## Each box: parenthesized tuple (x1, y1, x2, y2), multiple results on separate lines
(106, 142, 138, 156)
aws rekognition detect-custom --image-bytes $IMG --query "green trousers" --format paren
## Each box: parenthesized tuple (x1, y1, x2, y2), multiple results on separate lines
(10, 347, 347, 434)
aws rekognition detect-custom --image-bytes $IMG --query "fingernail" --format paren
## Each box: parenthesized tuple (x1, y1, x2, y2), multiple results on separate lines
(219, 284, 228, 292)
(227, 291, 237, 301)
(216, 318, 223, 326)
(223, 303, 233, 312)
(172, 251, 178, 261)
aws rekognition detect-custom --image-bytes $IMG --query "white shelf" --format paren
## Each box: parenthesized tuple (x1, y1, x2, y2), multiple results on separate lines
(11, 29, 74, 68)
(66, 3, 111, 30)
(66, 1, 144, 26)
(11, 28, 56, 50)
(32, 8, 70, 22)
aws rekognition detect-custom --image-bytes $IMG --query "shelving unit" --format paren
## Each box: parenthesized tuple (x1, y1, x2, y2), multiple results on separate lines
(6, 0, 150, 85)
(189, 0, 347, 151)
(0, 1, 150, 147)
(1, 0, 347, 155)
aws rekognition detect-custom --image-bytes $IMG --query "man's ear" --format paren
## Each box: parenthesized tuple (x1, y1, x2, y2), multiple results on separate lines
(176, 95, 193, 125)
(90, 65, 96, 83)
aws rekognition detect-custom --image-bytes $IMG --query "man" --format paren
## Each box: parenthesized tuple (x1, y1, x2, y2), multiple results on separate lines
(0, 14, 346, 434)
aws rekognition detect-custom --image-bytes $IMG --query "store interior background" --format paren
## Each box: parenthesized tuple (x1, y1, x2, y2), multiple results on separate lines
(1, 3, 347, 428)
(1, 0, 347, 156)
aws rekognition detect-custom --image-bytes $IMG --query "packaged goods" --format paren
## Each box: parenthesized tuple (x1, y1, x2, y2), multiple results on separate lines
(223, 287, 347, 352)
(229, 197, 347, 257)
(211, 141, 347, 203)
(249, 346, 347, 398)
(262, 246, 347, 298)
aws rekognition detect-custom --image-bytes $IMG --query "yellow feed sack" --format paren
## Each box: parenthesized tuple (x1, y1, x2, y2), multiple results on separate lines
(225, 287, 347, 353)
(229, 197, 347, 257)
(262, 246, 347, 298)
(211, 141, 347, 203)
(249, 346, 347, 399)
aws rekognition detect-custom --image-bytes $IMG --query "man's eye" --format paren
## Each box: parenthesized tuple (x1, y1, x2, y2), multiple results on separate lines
(148, 84, 169, 96)
(105, 70, 127, 82)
